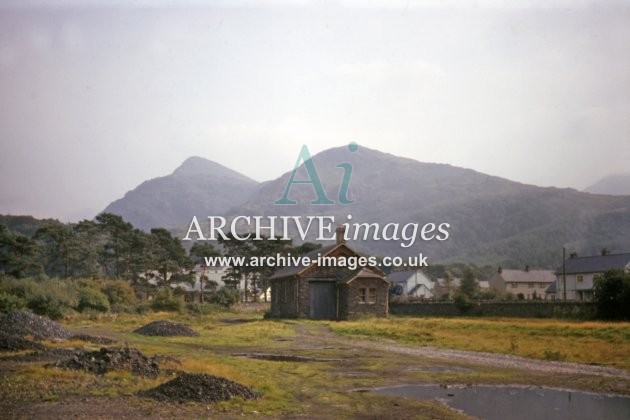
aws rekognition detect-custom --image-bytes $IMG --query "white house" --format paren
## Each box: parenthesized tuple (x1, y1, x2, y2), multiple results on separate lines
(555, 251, 630, 301)
(488, 266, 555, 300)
(388, 270, 434, 299)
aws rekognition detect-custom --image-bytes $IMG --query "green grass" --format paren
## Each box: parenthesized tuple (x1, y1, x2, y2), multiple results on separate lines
(327, 316, 630, 369)
(3, 310, 629, 418)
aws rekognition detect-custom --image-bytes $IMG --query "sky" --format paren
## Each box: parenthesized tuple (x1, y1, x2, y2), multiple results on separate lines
(1, 0, 629, 222)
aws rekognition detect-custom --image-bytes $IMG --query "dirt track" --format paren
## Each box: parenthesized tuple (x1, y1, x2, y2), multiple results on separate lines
(1, 320, 629, 418)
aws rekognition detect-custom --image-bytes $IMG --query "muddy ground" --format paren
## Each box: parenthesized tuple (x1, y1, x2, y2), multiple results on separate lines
(1, 319, 628, 419)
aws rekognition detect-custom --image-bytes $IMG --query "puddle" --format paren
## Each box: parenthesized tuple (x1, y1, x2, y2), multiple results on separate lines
(406, 366, 475, 374)
(373, 384, 630, 420)
(219, 318, 256, 324)
(232, 353, 343, 362)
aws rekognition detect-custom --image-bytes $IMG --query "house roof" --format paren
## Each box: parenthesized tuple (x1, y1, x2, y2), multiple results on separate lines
(386, 270, 432, 284)
(268, 244, 338, 279)
(387, 270, 415, 283)
(558, 252, 630, 275)
(338, 267, 387, 285)
(499, 269, 555, 283)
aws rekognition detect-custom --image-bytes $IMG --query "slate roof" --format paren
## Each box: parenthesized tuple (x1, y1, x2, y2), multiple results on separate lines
(558, 253, 630, 275)
(499, 269, 556, 284)
(268, 244, 338, 279)
(387, 270, 419, 284)
(338, 268, 386, 284)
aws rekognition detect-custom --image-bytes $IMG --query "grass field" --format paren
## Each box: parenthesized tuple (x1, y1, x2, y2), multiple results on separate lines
(2, 310, 629, 418)
(326, 316, 630, 369)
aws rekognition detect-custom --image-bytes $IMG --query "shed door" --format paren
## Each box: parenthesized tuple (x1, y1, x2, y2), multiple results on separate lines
(309, 281, 337, 320)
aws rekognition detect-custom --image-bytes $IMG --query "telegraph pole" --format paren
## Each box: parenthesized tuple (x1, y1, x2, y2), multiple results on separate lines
(562, 247, 567, 301)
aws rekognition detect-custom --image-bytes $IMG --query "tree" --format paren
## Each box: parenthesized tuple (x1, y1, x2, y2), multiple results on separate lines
(218, 232, 253, 294)
(190, 243, 221, 303)
(149, 228, 192, 288)
(442, 271, 454, 299)
(459, 268, 478, 298)
(250, 237, 294, 302)
(125, 229, 155, 284)
(73, 220, 103, 278)
(0, 224, 43, 278)
(593, 270, 630, 320)
(95, 213, 135, 278)
(294, 242, 322, 255)
(34, 221, 81, 278)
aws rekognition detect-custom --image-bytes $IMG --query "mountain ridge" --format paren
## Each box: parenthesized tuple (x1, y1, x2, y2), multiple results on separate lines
(584, 173, 630, 196)
(103, 156, 259, 231)
(101, 146, 630, 267)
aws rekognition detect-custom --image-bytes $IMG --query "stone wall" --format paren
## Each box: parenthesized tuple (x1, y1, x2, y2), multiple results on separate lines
(390, 301, 597, 319)
(342, 277, 388, 319)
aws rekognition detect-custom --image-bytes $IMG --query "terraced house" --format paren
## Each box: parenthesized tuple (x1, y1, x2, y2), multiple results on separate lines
(488, 266, 555, 300)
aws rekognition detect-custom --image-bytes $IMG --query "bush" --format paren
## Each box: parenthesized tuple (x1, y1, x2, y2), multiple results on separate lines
(502, 292, 515, 301)
(133, 302, 152, 314)
(186, 302, 222, 315)
(101, 280, 137, 309)
(477, 289, 497, 300)
(77, 288, 110, 313)
(0, 291, 26, 312)
(27, 294, 67, 320)
(151, 289, 184, 312)
(593, 270, 630, 320)
(453, 293, 474, 314)
(210, 288, 239, 308)
(19, 278, 79, 320)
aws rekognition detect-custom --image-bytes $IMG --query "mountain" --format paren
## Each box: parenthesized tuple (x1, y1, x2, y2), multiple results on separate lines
(230, 146, 630, 267)
(584, 173, 630, 196)
(103, 147, 630, 267)
(103, 157, 259, 231)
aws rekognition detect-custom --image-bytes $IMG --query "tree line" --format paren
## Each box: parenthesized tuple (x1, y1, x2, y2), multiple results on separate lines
(0, 213, 320, 301)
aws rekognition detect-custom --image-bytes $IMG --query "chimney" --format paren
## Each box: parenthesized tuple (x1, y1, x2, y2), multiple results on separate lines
(525, 265, 530, 272)
(497, 266, 502, 274)
(335, 225, 346, 245)
(569, 252, 578, 259)
(601, 248, 611, 256)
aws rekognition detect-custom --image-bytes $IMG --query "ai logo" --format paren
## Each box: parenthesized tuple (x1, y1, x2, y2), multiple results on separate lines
(275, 142, 358, 205)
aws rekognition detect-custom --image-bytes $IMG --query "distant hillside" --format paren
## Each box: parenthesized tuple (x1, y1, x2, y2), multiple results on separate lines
(0, 214, 58, 237)
(102, 147, 630, 268)
(584, 173, 630, 196)
(103, 157, 259, 231)
(230, 146, 630, 267)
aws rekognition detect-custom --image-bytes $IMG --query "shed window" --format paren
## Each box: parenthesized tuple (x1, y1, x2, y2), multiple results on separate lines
(510, 283, 518, 288)
(359, 287, 377, 304)
(528, 282, 534, 288)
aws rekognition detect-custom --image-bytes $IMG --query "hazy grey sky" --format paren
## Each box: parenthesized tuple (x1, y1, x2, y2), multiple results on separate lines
(1, 0, 629, 221)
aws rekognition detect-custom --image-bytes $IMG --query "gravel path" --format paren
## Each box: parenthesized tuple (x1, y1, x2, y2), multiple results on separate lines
(369, 342, 630, 379)
(289, 323, 630, 380)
